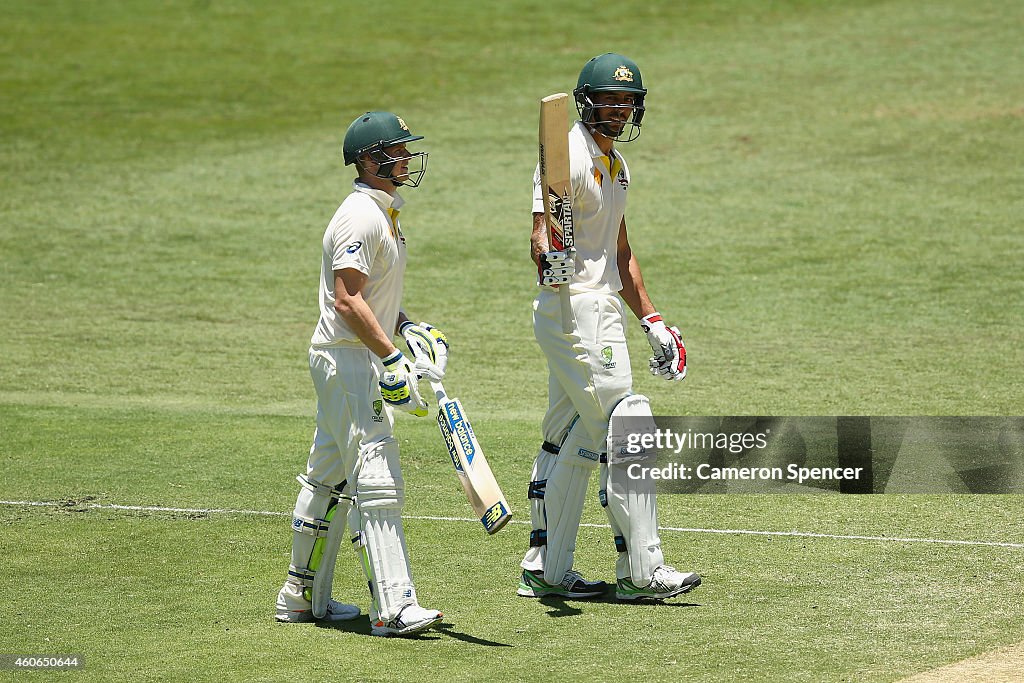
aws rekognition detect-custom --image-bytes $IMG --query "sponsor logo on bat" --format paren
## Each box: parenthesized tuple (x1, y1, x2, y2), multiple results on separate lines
(481, 501, 509, 532)
(438, 408, 464, 473)
(439, 401, 477, 468)
(444, 402, 477, 465)
(546, 188, 574, 250)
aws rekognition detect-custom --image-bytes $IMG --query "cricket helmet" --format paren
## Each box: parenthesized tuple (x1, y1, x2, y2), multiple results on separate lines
(573, 53, 647, 142)
(343, 111, 428, 187)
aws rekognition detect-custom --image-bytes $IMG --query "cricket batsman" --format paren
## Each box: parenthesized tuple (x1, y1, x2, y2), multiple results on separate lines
(275, 111, 449, 636)
(520, 54, 703, 600)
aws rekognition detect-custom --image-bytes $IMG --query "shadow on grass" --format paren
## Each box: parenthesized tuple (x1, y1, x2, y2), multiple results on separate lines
(436, 622, 512, 647)
(538, 591, 702, 616)
(314, 619, 511, 646)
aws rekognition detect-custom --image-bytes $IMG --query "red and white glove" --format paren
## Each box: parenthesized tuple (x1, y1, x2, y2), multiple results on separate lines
(640, 313, 687, 382)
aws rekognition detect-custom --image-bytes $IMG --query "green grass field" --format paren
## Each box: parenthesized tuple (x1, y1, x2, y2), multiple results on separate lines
(2, 1, 1022, 681)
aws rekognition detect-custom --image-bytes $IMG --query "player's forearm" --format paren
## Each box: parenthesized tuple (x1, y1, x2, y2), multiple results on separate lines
(395, 311, 411, 335)
(530, 212, 548, 266)
(618, 251, 657, 320)
(334, 294, 397, 359)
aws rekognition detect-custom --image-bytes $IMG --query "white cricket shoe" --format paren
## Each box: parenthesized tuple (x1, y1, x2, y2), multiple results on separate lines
(275, 583, 361, 623)
(370, 604, 443, 637)
(616, 565, 701, 601)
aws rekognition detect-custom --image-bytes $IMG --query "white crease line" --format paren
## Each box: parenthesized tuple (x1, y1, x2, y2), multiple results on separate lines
(3, 500, 1023, 549)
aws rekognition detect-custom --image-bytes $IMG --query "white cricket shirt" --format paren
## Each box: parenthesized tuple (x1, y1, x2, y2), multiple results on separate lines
(533, 120, 630, 294)
(311, 181, 407, 347)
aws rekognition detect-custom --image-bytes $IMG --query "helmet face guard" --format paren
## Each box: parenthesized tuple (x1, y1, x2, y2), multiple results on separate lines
(574, 88, 646, 143)
(361, 144, 429, 187)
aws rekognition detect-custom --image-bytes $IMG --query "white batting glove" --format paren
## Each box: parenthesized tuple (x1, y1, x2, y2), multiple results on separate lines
(379, 350, 428, 416)
(538, 250, 574, 287)
(400, 321, 448, 377)
(640, 313, 687, 382)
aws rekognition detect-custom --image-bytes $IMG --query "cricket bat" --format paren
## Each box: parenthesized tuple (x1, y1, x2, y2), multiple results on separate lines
(539, 93, 575, 335)
(432, 380, 512, 534)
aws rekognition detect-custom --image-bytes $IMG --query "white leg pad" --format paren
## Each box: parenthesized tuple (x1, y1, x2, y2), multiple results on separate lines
(602, 395, 664, 583)
(347, 438, 415, 623)
(286, 474, 350, 618)
(537, 420, 602, 585)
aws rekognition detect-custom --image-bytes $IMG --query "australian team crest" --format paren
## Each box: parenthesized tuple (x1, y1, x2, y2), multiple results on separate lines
(601, 345, 616, 369)
(396, 116, 409, 131)
(613, 65, 634, 82)
(372, 399, 384, 422)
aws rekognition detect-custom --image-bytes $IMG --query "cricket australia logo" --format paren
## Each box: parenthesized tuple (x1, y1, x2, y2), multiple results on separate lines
(396, 116, 409, 131)
(613, 66, 634, 82)
(601, 345, 616, 369)
(372, 399, 384, 423)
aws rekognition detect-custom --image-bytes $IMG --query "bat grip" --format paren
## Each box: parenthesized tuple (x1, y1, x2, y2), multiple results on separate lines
(429, 380, 448, 403)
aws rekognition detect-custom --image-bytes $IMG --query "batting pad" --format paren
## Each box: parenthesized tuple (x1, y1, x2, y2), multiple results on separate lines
(521, 442, 559, 573)
(348, 438, 415, 623)
(539, 423, 601, 585)
(287, 474, 349, 618)
(602, 394, 664, 583)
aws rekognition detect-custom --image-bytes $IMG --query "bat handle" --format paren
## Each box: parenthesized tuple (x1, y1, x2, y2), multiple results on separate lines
(429, 380, 448, 403)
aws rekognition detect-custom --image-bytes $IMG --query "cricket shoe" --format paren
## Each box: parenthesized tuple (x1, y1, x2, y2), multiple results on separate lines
(370, 604, 443, 637)
(517, 568, 608, 598)
(274, 584, 361, 623)
(616, 565, 701, 601)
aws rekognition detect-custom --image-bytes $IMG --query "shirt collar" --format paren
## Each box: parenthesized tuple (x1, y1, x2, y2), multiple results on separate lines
(574, 120, 612, 161)
(352, 180, 405, 212)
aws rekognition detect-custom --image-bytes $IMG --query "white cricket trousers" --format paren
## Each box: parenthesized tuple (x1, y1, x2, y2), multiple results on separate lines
(534, 288, 633, 449)
(305, 346, 394, 486)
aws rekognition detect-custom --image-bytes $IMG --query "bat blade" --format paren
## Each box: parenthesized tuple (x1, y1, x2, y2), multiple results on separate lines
(436, 392, 512, 535)
(539, 93, 575, 334)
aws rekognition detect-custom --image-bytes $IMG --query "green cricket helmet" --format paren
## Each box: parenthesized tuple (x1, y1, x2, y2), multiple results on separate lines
(573, 53, 647, 142)
(343, 111, 428, 187)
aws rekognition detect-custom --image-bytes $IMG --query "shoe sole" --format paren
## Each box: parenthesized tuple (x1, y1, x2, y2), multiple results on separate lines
(517, 585, 606, 599)
(275, 607, 361, 623)
(616, 577, 701, 602)
(370, 614, 443, 637)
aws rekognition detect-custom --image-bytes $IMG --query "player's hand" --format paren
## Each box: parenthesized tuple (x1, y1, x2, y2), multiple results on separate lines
(640, 313, 687, 382)
(379, 350, 429, 416)
(538, 250, 574, 287)
(400, 321, 449, 376)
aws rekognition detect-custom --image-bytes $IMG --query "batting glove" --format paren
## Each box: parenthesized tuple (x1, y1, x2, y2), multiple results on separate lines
(640, 313, 687, 382)
(379, 350, 429, 416)
(400, 321, 449, 376)
(538, 250, 574, 287)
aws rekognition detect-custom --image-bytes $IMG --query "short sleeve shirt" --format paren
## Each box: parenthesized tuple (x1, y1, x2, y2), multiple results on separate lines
(311, 182, 407, 347)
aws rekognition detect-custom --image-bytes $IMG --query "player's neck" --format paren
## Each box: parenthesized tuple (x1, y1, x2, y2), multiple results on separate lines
(357, 173, 399, 196)
(587, 125, 616, 155)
